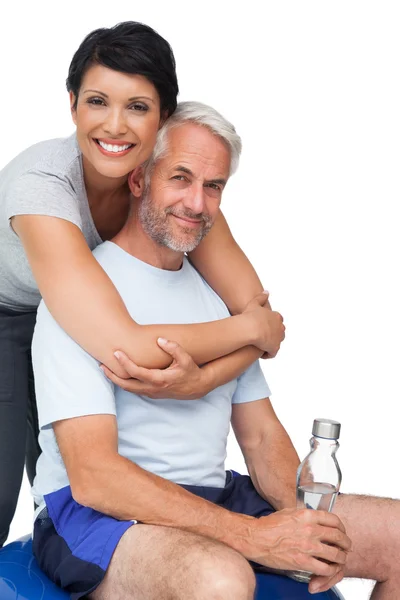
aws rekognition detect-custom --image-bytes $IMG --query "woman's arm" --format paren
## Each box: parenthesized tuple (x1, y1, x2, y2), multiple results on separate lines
(102, 341, 264, 399)
(101, 280, 278, 398)
(13, 215, 279, 376)
(189, 211, 264, 315)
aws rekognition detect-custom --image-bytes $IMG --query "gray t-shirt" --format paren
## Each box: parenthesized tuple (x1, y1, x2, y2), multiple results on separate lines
(31, 242, 271, 511)
(0, 134, 101, 311)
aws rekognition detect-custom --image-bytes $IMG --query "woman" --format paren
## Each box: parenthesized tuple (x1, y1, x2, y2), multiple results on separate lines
(0, 21, 283, 547)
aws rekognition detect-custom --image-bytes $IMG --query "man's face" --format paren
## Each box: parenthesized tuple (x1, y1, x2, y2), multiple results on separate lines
(138, 122, 231, 253)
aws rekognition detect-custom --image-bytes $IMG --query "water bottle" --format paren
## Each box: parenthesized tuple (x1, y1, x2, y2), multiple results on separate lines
(289, 418, 342, 583)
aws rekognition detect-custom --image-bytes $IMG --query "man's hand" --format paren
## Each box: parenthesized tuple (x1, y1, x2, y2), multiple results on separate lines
(101, 338, 211, 400)
(242, 508, 351, 589)
(244, 292, 285, 358)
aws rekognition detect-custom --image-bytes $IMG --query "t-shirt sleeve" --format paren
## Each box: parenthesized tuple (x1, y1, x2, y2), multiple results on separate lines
(232, 360, 272, 405)
(32, 300, 116, 429)
(4, 169, 82, 230)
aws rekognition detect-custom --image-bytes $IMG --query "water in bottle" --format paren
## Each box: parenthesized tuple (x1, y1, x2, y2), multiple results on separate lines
(289, 418, 342, 583)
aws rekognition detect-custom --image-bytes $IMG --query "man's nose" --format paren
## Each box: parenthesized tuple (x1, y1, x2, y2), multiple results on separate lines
(103, 108, 128, 136)
(183, 184, 205, 215)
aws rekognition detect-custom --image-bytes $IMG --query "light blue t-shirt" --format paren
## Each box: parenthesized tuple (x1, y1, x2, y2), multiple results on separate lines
(31, 241, 271, 509)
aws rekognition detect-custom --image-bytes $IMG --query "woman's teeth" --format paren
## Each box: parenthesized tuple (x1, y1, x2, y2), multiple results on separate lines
(97, 141, 133, 153)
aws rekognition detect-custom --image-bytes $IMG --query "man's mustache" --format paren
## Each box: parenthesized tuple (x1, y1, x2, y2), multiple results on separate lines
(165, 208, 212, 225)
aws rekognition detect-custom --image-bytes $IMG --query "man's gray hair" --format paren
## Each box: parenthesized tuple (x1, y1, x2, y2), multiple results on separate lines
(144, 101, 242, 184)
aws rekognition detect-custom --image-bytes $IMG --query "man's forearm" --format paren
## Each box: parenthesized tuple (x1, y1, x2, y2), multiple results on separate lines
(75, 456, 254, 555)
(245, 424, 300, 510)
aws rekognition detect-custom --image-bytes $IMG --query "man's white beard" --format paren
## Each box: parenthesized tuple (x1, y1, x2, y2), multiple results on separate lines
(138, 189, 213, 253)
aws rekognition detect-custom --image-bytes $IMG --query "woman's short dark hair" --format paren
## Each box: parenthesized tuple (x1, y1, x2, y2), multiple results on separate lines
(66, 21, 179, 117)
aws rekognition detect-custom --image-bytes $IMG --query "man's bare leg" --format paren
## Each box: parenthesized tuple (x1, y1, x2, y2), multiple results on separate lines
(88, 523, 256, 600)
(333, 494, 400, 599)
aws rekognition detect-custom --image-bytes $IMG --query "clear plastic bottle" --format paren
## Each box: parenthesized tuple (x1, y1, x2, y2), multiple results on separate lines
(289, 418, 342, 583)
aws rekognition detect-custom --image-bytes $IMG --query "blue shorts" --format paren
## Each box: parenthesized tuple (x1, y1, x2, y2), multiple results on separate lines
(33, 471, 276, 599)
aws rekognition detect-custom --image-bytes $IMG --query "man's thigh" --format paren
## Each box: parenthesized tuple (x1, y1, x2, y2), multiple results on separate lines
(333, 493, 400, 581)
(89, 523, 255, 600)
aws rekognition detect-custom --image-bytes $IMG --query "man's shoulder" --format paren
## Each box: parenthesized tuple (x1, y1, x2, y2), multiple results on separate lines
(92, 240, 115, 262)
(91, 241, 133, 278)
(183, 257, 229, 309)
(90, 245, 229, 318)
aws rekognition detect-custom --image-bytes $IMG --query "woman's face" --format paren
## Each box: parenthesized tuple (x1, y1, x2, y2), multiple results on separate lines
(71, 64, 162, 180)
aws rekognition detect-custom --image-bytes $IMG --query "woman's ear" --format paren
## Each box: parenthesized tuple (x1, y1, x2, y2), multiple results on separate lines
(70, 92, 77, 125)
(128, 167, 145, 198)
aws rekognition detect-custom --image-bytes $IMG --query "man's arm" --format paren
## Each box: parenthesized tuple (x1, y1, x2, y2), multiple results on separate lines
(231, 398, 300, 510)
(53, 412, 350, 582)
(33, 305, 349, 586)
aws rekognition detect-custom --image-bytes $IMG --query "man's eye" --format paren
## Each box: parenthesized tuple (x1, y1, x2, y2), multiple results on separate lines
(206, 183, 221, 191)
(172, 175, 187, 181)
(87, 97, 105, 106)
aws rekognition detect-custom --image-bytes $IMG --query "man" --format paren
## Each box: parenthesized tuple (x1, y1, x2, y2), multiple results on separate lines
(32, 102, 400, 600)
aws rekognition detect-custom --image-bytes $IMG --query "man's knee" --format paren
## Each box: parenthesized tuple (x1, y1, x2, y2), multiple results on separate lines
(335, 493, 400, 582)
(191, 543, 256, 600)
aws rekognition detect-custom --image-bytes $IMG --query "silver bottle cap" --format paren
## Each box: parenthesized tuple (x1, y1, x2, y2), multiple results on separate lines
(312, 418, 341, 440)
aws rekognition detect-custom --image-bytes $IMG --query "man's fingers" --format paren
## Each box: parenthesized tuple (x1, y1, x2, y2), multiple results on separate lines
(112, 350, 172, 385)
(112, 351, 141, 379)
(157, 337, 192, 367)
(103, 350, 188, 390)
(101, 365, 164, 396)
(304, 509, 348, 535)
(100, 365, 132, 387)
(309, 567, 345, 594)
(298, 521, 350, 553)
(305, 556, 343, 579)
(319, 527, 352, 552)
(311, 540, 348, 565)
(101, 361, 130, 379)
(301, 510, 351, 551)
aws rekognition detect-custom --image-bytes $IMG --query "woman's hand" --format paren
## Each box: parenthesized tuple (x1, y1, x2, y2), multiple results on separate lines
(100, 338, 212, 400)
(243, 292, 286, 359)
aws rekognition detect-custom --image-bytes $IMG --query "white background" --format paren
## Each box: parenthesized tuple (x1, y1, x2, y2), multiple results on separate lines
(2, 2, 399, 598)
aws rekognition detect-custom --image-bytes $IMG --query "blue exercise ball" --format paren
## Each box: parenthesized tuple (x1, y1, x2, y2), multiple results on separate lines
(0, 536, 68, 600)
(0, 536, 344, 600)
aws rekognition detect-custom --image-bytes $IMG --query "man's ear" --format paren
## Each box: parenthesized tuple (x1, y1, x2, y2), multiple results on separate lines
(128, 166, 145, 197)
(70, 92, 77, 125)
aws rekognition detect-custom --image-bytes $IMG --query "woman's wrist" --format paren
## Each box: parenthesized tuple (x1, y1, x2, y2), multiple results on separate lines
(236, 310, 259, 348)
(199, 362, 217, 396)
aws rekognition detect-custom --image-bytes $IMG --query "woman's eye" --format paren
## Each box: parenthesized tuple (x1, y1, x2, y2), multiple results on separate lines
(87, 97, 105, 106)
(130, 103, 149, 112)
